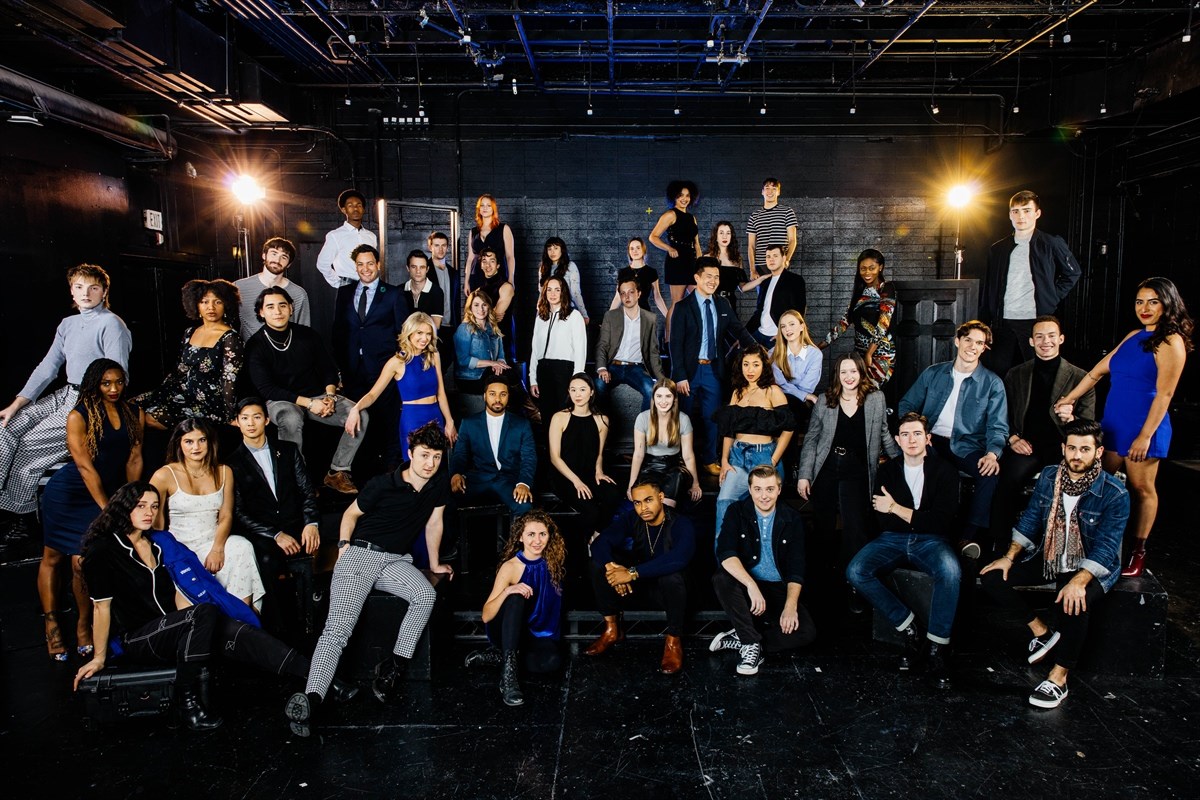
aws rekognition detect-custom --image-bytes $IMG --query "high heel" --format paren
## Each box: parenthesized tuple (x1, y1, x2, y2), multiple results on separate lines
(43, 612, 68, 662)
(1121, 541, 1147, 578)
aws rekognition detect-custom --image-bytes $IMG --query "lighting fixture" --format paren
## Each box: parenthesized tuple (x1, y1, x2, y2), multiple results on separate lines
(852, 0, 865, 7)
(706, 38, 715, 49)
(673, 106, 681, 116)
(511, 78, 518, 95)
(947, 183, 975, 209)
(230, 175, 266, 205)
(850, 104, 857, 115)
(760, 105, 767, 115)
(1185, 1, 1195, 42)
(344, 95, 351, 106)
(1100, 102, 1107, 114)
(587, 105, 593, 116)
(931, 103, 940, 115)
(1012, 50, 1022, 114)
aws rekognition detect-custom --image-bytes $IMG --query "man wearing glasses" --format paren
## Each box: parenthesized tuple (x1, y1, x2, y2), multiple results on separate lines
(899, 321, 1009, 557)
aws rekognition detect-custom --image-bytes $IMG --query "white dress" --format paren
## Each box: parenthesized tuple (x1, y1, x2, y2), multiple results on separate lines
(166, 466, 265, 606)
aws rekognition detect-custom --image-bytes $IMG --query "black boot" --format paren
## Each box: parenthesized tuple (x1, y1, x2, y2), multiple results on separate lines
(328, 677, 359, 703)
(897, 625, 922, 671)
(285, 692, 319, 737)
(922, 641, 951, 689)
(180, 683, 223, 731)
(371, 656, 405, 704)
(500, 651, 524, 707)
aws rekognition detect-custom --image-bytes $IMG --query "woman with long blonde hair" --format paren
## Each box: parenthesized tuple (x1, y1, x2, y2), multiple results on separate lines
(770, 309, 823, 431)
(629, 379, 703, 508)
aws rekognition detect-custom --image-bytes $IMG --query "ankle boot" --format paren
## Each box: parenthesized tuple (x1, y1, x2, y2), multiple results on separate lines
(660, 634, 684, 675)
(584, 615, 624, 656)
(371, 657, 403, 704)
(180, 684, 223, 731)
(1122, 540, 1147, 577)
(500, 651, 524, 706)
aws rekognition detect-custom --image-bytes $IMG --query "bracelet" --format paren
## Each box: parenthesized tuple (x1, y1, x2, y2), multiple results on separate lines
(887, 501, 896, 513)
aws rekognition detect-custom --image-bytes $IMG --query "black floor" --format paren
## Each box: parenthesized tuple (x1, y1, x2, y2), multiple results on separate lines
(3, 464, 1199, 799)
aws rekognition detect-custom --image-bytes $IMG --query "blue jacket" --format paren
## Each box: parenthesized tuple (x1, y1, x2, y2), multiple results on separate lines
(331, 280, 406, 385)
(450, 411, 537, 488)
(669, 291, 756, 381)
(1012, 466, 1130, 592)
(592, 508, 695, 580)
(899, 361, 1008, 458)
(453, 322, 506, 382)
(150, 531, 261, 627)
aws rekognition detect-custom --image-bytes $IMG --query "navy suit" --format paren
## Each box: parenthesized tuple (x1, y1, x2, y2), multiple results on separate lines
(669, 291, 756, 464)
(331, 280, 406, 399)
(449, 411, 537, 514)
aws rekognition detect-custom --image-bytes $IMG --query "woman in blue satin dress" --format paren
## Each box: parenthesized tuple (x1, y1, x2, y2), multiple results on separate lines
(1055, 277, 1193, 576)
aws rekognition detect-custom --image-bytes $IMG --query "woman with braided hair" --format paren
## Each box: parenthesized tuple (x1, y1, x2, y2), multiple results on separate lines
(38, 357, 144, 661)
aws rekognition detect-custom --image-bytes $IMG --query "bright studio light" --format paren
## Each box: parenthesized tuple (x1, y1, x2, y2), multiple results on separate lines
(230, 175, 266, 205)
(947, 183, 976, 209)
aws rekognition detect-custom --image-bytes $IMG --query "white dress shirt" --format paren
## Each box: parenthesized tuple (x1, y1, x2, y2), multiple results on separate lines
(316, 222, 378, 287)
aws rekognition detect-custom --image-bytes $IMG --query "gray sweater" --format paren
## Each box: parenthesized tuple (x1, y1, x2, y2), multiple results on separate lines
(19, 306, 132, 399)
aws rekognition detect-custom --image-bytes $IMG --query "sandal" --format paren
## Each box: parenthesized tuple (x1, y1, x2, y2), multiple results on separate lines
(76, 623, 94, 658)
(43, 612, 68, 662)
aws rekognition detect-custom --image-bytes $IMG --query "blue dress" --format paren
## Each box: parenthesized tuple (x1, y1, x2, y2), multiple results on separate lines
(487, 552, 563, 645)
(1101, 329, 1171, 458)
(43, 405, 132, 555)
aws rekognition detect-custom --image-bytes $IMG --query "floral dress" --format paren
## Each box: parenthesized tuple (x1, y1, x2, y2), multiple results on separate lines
(825, 282, 897, 386)
(137, 326, 243, 426)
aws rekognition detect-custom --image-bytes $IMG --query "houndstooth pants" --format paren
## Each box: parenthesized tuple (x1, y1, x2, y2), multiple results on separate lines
(0, 385, 78, 514)
(304, 544, 436, 699)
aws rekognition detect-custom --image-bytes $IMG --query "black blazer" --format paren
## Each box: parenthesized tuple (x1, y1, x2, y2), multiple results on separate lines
(669, 292, 756, 381)
(228, 438, 320, 541)
(716, 498, 807, 585)
(748, 269, 807, 333)
(331, 280, 405, 384)
(873, 453, 959, 538)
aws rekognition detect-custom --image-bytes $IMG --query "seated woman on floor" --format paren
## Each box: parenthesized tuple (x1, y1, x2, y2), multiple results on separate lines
(464, 510, 565, 707)
(72, 482, 339, 732)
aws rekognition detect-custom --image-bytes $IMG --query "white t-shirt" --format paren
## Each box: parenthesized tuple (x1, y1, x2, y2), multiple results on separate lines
(1057, 493, 1081, 573)
(758, 273, 783, 336)
(932, 369, 971, 438)
(485, 412, 505, 470)
(904, 463, 925, 510)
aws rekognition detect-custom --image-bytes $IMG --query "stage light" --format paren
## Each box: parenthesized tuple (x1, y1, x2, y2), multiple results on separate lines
(706, 38, 715, 49)
(587, 105, 594, 116)
(230, 175, 266, 205)
(512, 78, 518, 95)
(850, 104, 857, 115)
(1100, 102, 1107, 114)
(673, 106, 681, 116)
(947, 183, 975, 209)
(931, 102, 940, 115)
(1012, 104, 1020, 114)
(760, 104, 767, 115)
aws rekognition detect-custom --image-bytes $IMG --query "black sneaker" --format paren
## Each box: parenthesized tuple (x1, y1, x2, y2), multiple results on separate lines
(1029, 679, 1069, 708)
(923, 642, 951, 689)
(1026, 630, 1061, 665)
(736, 643, 764, 676)
(708, 628, 742, 653)
(960, 541, 982, 559)
(464, 647, 504, 668)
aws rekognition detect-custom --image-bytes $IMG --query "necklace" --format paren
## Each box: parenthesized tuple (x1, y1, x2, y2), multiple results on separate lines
(644, 519, 666, 555)
(265, 328, 293, 351)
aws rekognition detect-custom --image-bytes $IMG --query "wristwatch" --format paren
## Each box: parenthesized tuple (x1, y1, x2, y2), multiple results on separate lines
(337, 540, 351, 549)
(628, 567, 639, 582)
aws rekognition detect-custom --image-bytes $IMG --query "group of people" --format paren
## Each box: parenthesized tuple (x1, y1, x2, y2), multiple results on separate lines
(0, 183, 1191, 733)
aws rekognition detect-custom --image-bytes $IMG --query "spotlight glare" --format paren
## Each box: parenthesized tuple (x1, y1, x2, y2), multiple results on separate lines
(947, 183, 975, 209)
(230, 175, 266, 205)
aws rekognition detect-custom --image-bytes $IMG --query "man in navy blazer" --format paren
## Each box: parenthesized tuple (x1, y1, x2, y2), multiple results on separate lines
(449, 377, 536, 515)
(669, 257, 757, 472)
(331, 244, 406, 400)
(744, 244, 807, 346)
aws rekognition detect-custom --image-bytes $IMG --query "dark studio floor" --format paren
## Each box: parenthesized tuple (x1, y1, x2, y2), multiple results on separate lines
(2, 463, 1199, 800)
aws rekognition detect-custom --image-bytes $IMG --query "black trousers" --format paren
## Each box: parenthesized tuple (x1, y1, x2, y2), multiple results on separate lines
(550, 470, 623, 538)
(988, 449, 1051, 553)
(490, 594, 562, 674)
(589, 560, 687, 636)
(535, 358, 576, 422)
(119, 603, 309, 684)
(712, 570, 816, 651)
(978, 557, 1106, 670)
(984, 318, 1035, 379)
(810, 462, 875, 567)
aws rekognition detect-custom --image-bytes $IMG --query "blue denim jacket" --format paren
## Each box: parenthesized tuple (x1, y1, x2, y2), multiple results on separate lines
(453, 322, 505, 381)
(1012, 466, 1130, 592)
(899, 361, 1008, 457)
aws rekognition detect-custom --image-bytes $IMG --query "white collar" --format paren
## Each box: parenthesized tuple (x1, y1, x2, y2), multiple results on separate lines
(405, 279, 433, 294)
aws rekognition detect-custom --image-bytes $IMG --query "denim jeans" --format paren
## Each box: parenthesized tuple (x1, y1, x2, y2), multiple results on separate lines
(845, 532, 962, 642)
(715, 441, 780, 544)
(595, 363, 656, 411)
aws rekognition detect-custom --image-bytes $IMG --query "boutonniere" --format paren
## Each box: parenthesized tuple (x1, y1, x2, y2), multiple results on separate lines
(378, 284, 387, 293)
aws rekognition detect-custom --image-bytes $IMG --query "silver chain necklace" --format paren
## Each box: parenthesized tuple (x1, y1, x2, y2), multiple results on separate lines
(265, 327, 293, 351)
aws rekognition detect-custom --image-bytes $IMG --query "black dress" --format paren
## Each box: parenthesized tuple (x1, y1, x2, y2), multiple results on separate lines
(468, 223, 511, 292)
(551, 413, 622, 538)
(662, 211, 699, 286)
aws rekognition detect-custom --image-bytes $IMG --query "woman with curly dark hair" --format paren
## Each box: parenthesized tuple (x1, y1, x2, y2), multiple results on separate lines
(38, 358, 144, 661)
(137, 279, 244, 429)
(463, 510, 565, 706)
(74, 482, 322, 732)
(822, 248, 898, 386)
(650, 180, 703, 310)
(713, 344, 795, 540)
(1056, 276, 1194, 576)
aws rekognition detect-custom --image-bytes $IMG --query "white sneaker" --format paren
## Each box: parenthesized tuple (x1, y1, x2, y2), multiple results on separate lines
(1029, 679, 1069, 708)
(736, 643, 764, 676)
(709, 628, 741, 653)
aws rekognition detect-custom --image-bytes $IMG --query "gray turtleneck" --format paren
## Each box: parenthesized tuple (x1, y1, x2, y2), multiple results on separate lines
(18, 306, 132, 400)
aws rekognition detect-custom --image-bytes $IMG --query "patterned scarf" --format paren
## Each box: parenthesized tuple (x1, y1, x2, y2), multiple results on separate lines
(1041, 459, 1101, 579)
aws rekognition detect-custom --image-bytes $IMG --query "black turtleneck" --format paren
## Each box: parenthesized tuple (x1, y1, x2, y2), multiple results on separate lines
(1024, 355, 1060, 457)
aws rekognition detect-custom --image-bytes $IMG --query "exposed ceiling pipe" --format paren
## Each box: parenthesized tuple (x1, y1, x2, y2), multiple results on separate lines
(299, 0, 392, 80)
(720, 0, 774, 90)
(513, 14, 543, 90)
(607, 0, 616, 91)
(0, 65, 175, 157)
(847, 0, 939, 85)
(961, 0, 1100, 84)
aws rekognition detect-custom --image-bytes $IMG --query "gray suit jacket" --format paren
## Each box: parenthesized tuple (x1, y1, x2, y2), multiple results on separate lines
(1004, 357, 1095, 440)
(797, 391, 899, 496)
(594, 307, 666, 381)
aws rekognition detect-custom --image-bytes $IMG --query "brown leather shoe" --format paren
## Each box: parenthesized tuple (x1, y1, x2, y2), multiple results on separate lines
(660, 634, 683, 674)
(584, 615, 624, 656)
(324, 471, 359, 495)
(702, 463, 721, 476)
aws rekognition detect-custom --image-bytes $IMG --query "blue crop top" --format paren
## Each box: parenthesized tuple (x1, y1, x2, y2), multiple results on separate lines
(395, 356, 440, 401)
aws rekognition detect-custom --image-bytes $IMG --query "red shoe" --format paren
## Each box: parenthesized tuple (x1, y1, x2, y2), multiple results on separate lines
(1121, 543, 1147, 578)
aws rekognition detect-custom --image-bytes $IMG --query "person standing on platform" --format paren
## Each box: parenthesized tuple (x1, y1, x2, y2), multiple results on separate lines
(823, 248, 897, 387)
(979, 419, 1128, 709)
(746, 178, 798, 279)
(650, 180, 703, 318)
(465, 194, 517, 292)
(0, 264, 131, 540)
(980, 190, 1081, 377)
(235, 237, 310, 341)
(316, 190, 377, 289)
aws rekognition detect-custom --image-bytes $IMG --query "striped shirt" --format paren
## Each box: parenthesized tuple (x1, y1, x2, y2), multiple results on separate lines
(747, 204, 798, 268)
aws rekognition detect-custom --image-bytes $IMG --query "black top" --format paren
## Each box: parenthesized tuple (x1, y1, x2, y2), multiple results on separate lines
(831, 405, 867, 454)
(83, 531, 176, 637)
(403, 282, 446, 322)
(1025, 356, 1061, 458)
(354, 464, 452, 554)
(617, 265, 660, 311)
(715, 404, 795, 438)
(246, 323, 340, 401)
(716, 265, 748, 308)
